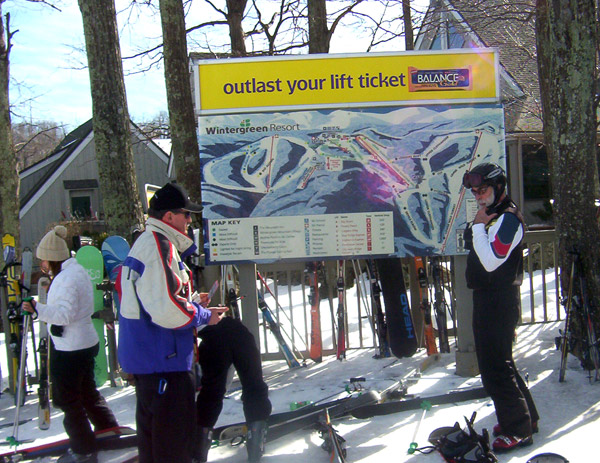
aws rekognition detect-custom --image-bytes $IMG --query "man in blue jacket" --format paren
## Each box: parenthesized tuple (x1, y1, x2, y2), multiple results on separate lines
(119, 182, 225, 463)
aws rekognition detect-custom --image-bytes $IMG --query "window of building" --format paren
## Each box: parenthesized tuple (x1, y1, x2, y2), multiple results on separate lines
(448, 23, 465, 48)
(71, 194, 91, 220)
(523, 144, 550, 200)
(429, 27, 443, 50)
(522, 144, 552, 225)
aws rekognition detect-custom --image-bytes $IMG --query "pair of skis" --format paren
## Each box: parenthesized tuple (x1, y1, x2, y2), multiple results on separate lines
(429, 257, 451, 353)
(366, 260, 391, 358)
(213, 390, 379, 448)
(0, 426, 136, 462)
(316, 408, 347, 462)
(1, 234, 30, 406)
(256, 291, 302, 369)
(7, 247, 33, 447)
(305, 261, 347, 364)
(414, 257, 438, 356)
(558, 247, 600, 382)
(414, 256, 454, 355)
(0, 238, 49, 445)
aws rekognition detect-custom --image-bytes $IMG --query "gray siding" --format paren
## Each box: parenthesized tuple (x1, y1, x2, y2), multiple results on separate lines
(20, 131, 171, 252)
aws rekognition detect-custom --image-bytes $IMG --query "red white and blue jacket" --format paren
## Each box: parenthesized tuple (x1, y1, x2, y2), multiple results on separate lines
(118, 218, 211, 374)
(466, 197, 525, 290)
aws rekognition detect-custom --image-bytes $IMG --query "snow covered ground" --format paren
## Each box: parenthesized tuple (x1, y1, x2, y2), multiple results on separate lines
(0, 270, 596, 463)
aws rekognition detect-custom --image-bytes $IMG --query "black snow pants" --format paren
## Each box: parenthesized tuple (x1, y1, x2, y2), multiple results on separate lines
(50, 342, 118, 454)
(472, 287, 539, 438)
(196, 317, 272, 427)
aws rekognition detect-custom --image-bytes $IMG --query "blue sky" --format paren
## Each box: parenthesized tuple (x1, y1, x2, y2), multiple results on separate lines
(6, 0, 429, 132)
(8, 0, 169, 130)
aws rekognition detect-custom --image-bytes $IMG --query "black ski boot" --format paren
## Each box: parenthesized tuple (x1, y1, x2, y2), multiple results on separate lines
(246, 420, 267, 462)
(193, 427, 212, 463)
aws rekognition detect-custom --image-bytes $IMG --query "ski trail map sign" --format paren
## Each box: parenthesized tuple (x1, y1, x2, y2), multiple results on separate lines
(193, 50, 504, 265)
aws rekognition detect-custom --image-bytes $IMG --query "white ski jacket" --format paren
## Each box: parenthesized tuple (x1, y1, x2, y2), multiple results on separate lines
(118, 218, 211, 374)
(35, 258, 99, 352)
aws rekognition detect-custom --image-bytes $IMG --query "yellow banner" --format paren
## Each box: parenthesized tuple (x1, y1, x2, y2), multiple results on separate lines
(196, 50, 498, 113)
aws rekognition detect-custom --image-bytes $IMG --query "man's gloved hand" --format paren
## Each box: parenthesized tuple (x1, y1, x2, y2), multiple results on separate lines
(463, 224, 473, 250)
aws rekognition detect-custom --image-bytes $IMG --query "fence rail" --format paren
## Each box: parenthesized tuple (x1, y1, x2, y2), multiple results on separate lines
(251, 229, 561, 361)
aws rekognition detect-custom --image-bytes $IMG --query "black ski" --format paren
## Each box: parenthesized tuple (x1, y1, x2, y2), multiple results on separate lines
(336, 260, 346, 361)
(430, 257, 451, 353)
(367, 260, 391, 358)
(558, 256, 576, 382)
(350, 386, 488, 419)
(213, 390, 380, 446)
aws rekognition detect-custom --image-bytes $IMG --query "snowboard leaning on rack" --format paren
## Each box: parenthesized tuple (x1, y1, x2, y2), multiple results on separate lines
(101, 235, 130, 386)
(75, 245, 108, 386)
(375, 258, 417, 358)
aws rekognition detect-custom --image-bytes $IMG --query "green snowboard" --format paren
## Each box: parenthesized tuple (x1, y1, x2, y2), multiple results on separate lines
(75, 245, 109, 387)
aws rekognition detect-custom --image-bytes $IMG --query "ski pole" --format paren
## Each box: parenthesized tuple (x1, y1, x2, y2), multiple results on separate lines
(8, 299, 32, 447)
(407, 400, 432, 454)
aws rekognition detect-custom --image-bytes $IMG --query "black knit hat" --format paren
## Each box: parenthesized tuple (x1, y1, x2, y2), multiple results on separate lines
(149, 182, 203, 213)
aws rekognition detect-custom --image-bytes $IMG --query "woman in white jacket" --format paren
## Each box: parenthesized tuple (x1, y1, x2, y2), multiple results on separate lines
(23, 226, 118, 463)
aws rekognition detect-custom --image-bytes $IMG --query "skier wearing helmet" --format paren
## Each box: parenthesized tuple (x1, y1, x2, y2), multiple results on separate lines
(462, 162, 539, 452)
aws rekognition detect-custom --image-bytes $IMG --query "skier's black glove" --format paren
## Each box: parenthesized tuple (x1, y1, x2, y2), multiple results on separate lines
(463, 224, 473, 251)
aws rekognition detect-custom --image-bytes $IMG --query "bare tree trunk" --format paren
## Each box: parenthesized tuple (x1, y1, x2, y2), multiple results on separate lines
(403, 0, 414, 50)
(159, 0, 203, 229)
(227, 0, 248, 56)
(308, 0, 329, 53)
(78, 0, 144, 236)
(0, 3, 20, 255)
(536, 0, 600, 346)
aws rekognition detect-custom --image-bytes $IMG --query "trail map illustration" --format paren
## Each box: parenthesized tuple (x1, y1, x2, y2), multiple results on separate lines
(199, 104, 504, 264)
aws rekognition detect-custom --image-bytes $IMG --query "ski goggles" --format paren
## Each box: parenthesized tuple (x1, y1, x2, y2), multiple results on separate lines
(526, 453, 569, 463)
(462, 166, 504, 189)
(462, 172, 486, 189)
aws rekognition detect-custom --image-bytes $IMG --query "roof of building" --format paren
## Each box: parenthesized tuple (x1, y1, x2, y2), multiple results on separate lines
(417, 0, 542, 133)
(19, 119, 170, 212)
(19, 120, 94, 209)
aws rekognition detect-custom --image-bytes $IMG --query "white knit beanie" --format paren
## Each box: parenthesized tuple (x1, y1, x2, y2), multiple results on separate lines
(36, 225, 70, 262)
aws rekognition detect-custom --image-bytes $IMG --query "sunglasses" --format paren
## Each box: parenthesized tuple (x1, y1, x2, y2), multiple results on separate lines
(172, 210, 192, 218)
(526, 453, 569, 463)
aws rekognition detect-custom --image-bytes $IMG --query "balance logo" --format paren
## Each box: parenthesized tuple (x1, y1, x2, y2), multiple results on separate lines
(408, 66, 472, 92)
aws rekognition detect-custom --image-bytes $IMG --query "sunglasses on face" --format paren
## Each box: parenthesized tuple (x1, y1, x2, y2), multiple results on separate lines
(172, 210, 192, 218)
(471, 185, 490, 196)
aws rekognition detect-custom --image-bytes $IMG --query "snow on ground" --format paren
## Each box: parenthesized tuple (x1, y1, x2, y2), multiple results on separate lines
(0, 269, 596, 462)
